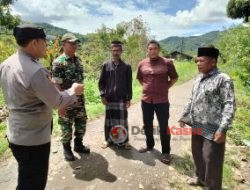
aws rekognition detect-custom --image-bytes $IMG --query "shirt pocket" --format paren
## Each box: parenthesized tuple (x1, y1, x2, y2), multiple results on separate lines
(204, 84, 219, 96)
(203, 85, 220, 105)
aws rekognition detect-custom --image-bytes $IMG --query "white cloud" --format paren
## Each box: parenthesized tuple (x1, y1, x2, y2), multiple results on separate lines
(11, 0, 240, 40)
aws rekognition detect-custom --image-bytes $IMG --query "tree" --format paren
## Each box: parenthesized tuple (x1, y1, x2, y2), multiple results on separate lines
(79, 17, 149, 78)
(217, 25, 250, 89)
(227, 0, 250, 22)
(161, 47, 169, 58)
(0, 0, 20, 31)
(1, 0, 16, 6)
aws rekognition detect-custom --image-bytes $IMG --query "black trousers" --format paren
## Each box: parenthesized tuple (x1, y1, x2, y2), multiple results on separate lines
(192, 135, 225, 190)
(141, 101, 170, 154)
(9, 142, 51, 190)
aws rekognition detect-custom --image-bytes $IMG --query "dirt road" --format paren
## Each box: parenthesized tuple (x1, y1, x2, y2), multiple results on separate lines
(0, 80, 200, 190)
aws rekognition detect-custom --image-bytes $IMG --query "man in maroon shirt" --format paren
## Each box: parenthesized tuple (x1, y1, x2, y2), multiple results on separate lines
(137, 40, 178, 164)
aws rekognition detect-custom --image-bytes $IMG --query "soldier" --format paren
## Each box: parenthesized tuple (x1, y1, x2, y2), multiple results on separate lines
(0, 24, 83, 190)
(52, 33, 90, 161)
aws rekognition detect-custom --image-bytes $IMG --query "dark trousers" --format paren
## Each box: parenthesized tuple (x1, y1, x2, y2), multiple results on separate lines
(192, 135, 225, 190)
(9, 142, 51, 190)
(141, 101, 170, 154)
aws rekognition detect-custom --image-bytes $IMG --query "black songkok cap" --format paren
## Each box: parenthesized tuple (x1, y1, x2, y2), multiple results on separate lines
(197, 47, 220, 58)
(13, 24, 46, 44)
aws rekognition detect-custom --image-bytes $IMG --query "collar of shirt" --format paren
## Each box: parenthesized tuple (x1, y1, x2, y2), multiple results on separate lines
(149, 56, 162, 65)
(112, 59, 123, 68)
(200, 67, 219, 80)
(112, 59, 121, 64)
(62, 53, 77, 62)
(18, 48, 38, 63)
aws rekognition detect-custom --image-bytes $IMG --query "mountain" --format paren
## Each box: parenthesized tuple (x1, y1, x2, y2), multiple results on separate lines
(35, 23, 87, 42)
(34, 23, 220, 53)
(160, 31, 221, 55)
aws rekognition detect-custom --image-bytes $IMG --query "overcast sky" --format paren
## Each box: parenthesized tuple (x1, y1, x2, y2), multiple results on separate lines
(11, 0, 241, 40)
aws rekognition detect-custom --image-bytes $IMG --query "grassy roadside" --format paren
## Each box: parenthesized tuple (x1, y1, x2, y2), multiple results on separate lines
(220, 64, 250, 189)
(174, 61, 197, 85)
(218, 62, 250, 145)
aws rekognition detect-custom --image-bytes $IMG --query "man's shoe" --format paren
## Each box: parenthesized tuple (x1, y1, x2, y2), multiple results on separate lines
(162, 153, 171, 164)
(138, 146, 153, 153)
(63, 143, 75, 161)
(101, 141, 112, 149)
(187, 177, 205, 187)
(74, 139, 90, 154)
(124, 142, 132, 150)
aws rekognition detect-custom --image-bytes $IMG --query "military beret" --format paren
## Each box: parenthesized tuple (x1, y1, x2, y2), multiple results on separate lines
(13, 24, 46, 43)
(197, 47, 220, 58)
(61, 33, 79, 43)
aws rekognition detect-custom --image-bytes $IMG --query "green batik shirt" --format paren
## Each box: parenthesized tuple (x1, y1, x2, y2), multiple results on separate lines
(179, 68, 236, 140)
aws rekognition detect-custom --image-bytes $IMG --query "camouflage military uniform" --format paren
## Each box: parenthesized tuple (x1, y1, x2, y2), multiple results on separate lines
(52, 53, 87, 143)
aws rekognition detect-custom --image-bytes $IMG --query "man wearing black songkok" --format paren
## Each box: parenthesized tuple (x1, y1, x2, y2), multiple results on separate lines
(0, 24, 83, 190)
(179, 45, 236, 190)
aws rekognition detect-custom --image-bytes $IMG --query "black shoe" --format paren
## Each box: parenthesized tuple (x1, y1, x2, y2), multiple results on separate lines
(162, 153, 171, 165)
(74, 139, 90, 154)
(63, 143, 75, 161)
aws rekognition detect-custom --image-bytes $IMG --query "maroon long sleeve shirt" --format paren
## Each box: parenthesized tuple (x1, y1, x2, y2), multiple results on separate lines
(136, 56, 178, 104)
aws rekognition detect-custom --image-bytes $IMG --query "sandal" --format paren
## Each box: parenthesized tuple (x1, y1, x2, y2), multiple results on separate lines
(101, 141, 111, 149)
(162, 153, 171, 164)
(187, 177, 205, 187)
(124, 142, 132, 150)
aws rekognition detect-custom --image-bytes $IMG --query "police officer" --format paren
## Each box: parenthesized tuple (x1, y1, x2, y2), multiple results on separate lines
(52, 33, 90, 161)
(0, 24, 83, 190)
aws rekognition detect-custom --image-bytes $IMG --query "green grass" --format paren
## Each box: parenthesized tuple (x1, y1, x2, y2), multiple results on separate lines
(132, 72, 142, 102)
(0, 122, 8, 156)
(0, 89, 5, 107)
(222, 163, 236, 189)
(228, 84, 250, 145)
(219, 64, 250, 145)
(218, 63, 250, 189)
(175, 61, 198, 85)
(172, 153, 195, 177)
(222, 147, 240, 189)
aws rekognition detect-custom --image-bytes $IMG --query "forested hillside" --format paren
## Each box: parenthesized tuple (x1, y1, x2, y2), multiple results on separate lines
(160, 31, 220, 55)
